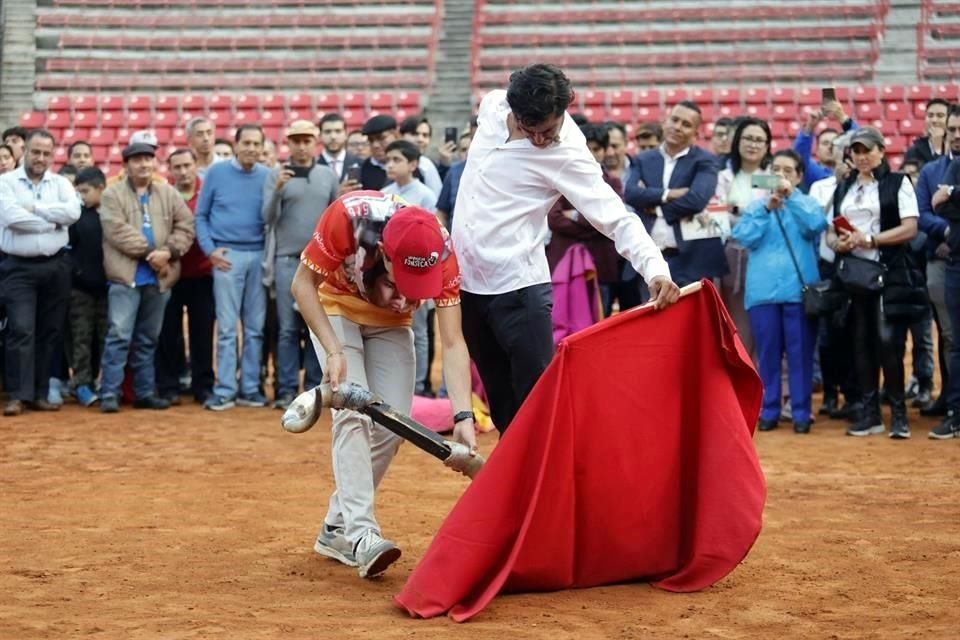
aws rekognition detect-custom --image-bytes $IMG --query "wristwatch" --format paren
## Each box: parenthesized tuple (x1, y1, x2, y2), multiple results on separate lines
(453, 410, 476, 423)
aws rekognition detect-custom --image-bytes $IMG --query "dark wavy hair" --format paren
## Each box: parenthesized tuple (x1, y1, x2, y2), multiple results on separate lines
(728, 117, 772, 175)
(506, 64, 575, 126)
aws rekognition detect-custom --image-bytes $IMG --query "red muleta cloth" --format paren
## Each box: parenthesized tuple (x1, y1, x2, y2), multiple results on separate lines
(394, 280, 765, 622)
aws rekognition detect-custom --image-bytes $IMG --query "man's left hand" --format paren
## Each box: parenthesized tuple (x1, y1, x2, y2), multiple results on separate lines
(649, 275, 681, 310)
(452, 417, 477, 452)
(933, 185, 952, 209)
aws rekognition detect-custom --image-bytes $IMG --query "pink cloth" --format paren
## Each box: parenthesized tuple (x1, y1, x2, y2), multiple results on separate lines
(551, 243, 602, 345)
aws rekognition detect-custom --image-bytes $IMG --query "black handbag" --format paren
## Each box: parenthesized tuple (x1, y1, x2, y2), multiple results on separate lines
(835, 254, 887, 294)
(772, 210, 842, 318)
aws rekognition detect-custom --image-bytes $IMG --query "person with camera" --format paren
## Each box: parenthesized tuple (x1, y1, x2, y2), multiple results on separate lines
(824, 128, 921, 439)
(731, 150, 826, 434)
(262, 120, 340, 409)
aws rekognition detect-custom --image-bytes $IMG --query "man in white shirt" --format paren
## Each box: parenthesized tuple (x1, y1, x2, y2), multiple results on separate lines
(452, 64, 680, 433)
(0, 129, 81, 416)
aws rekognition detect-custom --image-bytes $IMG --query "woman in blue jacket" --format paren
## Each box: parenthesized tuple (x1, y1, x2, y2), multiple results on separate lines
(732, 150, 827, 433)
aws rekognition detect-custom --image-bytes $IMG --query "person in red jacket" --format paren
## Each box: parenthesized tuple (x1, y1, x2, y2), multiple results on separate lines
(155, 148, 216, 404)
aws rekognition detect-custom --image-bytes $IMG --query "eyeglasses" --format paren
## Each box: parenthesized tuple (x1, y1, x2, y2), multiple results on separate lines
(741, 135, 768, 146)
(854, 184, 866, 206)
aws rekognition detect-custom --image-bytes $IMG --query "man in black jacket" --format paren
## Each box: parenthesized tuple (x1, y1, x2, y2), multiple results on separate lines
(906, 98, 950, 168)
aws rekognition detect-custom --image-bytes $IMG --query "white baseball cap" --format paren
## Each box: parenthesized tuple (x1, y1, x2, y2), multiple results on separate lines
(129, 130, 159, 148)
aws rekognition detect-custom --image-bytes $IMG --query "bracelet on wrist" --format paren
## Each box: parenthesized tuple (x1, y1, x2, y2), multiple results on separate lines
(453, 410, 476, 424)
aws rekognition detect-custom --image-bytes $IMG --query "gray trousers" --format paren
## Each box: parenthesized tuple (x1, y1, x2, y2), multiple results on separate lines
(928, 259, 953, 381)
(312, 315, 415, 547)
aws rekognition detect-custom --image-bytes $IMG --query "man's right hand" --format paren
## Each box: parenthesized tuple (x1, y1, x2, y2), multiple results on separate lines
(803, 110, 824, 135)
(209, 247, 232, 271)
(338, 179, 361, 196)
(275, 168, 295, 192)
(822, 100, 847, 123)
(929, 125, 946, 150)
(324, 352, 347, 392)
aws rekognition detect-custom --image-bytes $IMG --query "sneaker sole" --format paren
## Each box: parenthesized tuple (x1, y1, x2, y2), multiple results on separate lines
(889, 431, 911, 440)
(359, 547, 402, 578)
(928, 431, 960, 440)
(846, 425, 885, 437)
(313, 539, 358, 567)
(236, 399, 267, 408)
(205, 401, 236, 412)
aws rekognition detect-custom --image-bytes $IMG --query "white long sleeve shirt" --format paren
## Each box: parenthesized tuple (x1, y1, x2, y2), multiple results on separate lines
(451, 90, 670, 295)
(0, 166, 81, 257)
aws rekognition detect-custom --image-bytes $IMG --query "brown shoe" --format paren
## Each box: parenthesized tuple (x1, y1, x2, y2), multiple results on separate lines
(3, 400, 25, 416)
(30, 399, 61, 412)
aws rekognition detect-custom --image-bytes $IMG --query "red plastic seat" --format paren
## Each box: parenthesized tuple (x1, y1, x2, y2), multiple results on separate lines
(934, 84, 960, 100)
(342, 92, 366, 108)
(797, 87, 820, 105)
(153, 111, 177, 128)
(884, 103, 909, 121)
(233, 110, 257, 125)
(743, 87, 769, 104)
(125, 111, 151, 129)
(913, 102, 930, 119)
(609, 89, 633, 106)
(688, 88, 713, 105)
(181, 94, 207, 112)
(744, 104, 770, 119)
(236, 94, 261, 111)
(260, 110, 285, 126)
(581, 106, 608, 122)
(884, 136, 906, 154)
(289, 93, 313, 109)
(263, 126, 281, 142)
(261, 94, 286, 111)
(155, 95, 180, 112)
(61, 129, 88, 145)
(73, 111, 96, 129)
(634, 106, 661, 122)
(73, 95, 98, 112)
(881, 85, 907, 102)
(88, 129, 116, 146)
(770, 87, 796, 104)
(91, 145, 108, 163)
(907, 84, 933, 101)
(368, 92, 394, 109)
(47, 95, 71, 112)
(100, 95, 124, 111)
(154, 128, 172, 145)
(125, 95, 153, 111)
(316, 93, 340, 110)
(899, 120, 924, 136)
(208, 94, 234, 111)
(663, 88, 688, 105)
(581, 90, 606, 106)
(715, 88, 740, 105)
(771, 104, 798, 121)
(396, 91, 421, 107)
(852, 86, 878, 102)
(608, 106, 631, 123)
(20, 111, 46, 128)
(635, 89, 660, 106)
(856, 103, 883, 120)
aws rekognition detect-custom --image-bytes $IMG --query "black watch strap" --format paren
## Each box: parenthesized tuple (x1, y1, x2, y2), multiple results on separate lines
(453, 410, 476, 423)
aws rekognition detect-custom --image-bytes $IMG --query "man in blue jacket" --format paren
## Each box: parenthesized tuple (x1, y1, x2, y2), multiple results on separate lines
(792, 101, 858, 191)
(624, 101, 722, 286)
(195, 124, 271, 411)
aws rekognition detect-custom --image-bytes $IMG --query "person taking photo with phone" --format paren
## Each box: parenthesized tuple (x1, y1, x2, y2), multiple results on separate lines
(262, 120, 340, 409)
(731, 150, 826, 434)
(793, 90, 859, 191)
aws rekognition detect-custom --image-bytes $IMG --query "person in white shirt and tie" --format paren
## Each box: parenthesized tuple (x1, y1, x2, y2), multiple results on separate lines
(452, 64, 680, 434)
(0, 129, 81, 416)
(317, 113, 362, 188)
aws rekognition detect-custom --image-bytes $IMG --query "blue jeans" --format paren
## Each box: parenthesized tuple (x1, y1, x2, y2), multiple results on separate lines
(212, 249, 266, 399)
(749, 302, 816, 423)
(100, 284, 171, 399)
(274, 256, 322, 396)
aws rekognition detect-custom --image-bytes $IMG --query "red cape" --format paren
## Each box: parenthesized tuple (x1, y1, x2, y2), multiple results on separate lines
(395, 280, 765, 622)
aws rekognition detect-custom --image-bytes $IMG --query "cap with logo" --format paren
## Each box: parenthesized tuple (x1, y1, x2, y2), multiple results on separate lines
(381, 207, 445, 300)
(129, 130, 159, 148)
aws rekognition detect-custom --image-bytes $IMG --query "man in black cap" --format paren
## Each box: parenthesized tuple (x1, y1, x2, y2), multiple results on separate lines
(97, 140, 196, 413)
(359, 115, 399, 190)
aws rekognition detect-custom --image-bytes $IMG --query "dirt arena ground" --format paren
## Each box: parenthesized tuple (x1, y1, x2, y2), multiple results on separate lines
(2, 396, 959, 639)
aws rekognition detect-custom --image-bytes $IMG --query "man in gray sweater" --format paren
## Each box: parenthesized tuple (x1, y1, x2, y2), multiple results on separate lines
(262, 120, 339, 408)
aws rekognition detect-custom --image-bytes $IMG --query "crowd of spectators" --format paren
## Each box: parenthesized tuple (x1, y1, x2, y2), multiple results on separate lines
(1, 92, 959, 441)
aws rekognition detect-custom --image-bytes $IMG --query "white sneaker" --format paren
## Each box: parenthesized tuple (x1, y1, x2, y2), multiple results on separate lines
(313, 524, 357, 567)
(355, 530, 401, 579)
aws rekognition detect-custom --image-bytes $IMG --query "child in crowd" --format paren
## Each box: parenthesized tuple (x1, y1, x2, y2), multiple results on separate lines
(382, 140, 437, 211)
(68, 167, 109, 406)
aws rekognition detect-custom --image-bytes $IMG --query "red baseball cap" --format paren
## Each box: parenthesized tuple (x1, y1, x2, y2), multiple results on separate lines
(382, 208, 445, 300)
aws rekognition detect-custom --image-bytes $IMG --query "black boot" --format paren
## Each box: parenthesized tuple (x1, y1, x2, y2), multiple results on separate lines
(920, 393, 948, 417)
(911, 378, 933, 408)
(847, 392, 884, 436)
(889, 401, 911, 439)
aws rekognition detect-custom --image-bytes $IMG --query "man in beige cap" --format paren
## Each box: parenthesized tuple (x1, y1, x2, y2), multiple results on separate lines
(262, 120, 340, 408)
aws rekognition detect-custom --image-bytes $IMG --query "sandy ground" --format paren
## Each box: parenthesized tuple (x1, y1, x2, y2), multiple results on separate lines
(2, 397, 959, 639)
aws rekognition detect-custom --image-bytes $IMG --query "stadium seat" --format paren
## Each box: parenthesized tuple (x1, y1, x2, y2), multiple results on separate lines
(899, 120, 925, 136)
(770, 88, 796, 104)
(125, 95, 153, 111)
(609, 89, 633, 106)
(884, 103, 909, 121)
(155, 96, 180, 112)
(88, 129, 115, 146)
(635, 89, 660, 106)
(181, 95, 207, 112)
(856, 103, 883, 120)
(20, 111, 46, 128)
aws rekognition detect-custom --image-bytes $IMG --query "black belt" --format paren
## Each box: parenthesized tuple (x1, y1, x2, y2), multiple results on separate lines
(8, 248, 67, 262)
(661, 248, 680, 258)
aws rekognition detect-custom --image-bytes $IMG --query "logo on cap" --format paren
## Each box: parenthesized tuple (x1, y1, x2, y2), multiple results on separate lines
(404, 251, 440, 269)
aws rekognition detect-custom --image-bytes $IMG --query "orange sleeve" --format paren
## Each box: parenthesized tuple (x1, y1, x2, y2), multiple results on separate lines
(434, 250, 462, 308)
(300, 200, 356, 276)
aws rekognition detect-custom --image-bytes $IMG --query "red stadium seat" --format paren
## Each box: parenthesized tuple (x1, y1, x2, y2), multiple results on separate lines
(181, 94, 207, 112)
(61, 129, 88, 145)
(663, 88, 688, 104)
(608, 106, 631, 123)
(743, 87, 769, 104)
(635, 89, 660, 106)
(100, 95, 124, 111)
(342, 92, 366, 108)
(125, 95, 153, 111)
(770, 87, 796, 104)
(634, 106, 661, 122)
(260, 110, 285, 126)
(368, 92, 394, 109)
(881, 85, 907, 102)
(856, 103, 883, 120)
(884, 135, 906, 154)
(263, 126, 281, 142)
(797, 88, 820, 105)
(907, 84, 933, 101)
(154, 128, 172, 145)
(155, 95, 180, 112)
(609, 89, 633, 106)
(20, 111, 46, 128)
(316, 93, 340, 110)
(913, 102, 930, 119)
(73, 95, 98, 112)
(91, 145, 108, 163)
(236, 94, 261, 111)
(233, 110, 256, 125)
(88, 129, 116, 146)
(581, 90, 606, 106)
(852, 86, 878, 102)
(884, 103, 909, 121)
(689, 88, 713, 105)
(209, 94, 234, 111)
(771, 104, 798, 121)
(716, 104, 738, 118)
(899, 120, 924, 136)
(289, 93, 313, 109)
(581, 106, 608, 122)
(125, 111, 151, 129)
(396, 91, 422, 107)
(73, 111, 96, 128)
(934, 84, 960, 100)
(47, 95, 71, 112)
(154, 111, 177, 128)
(261, 94, 286, 111)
